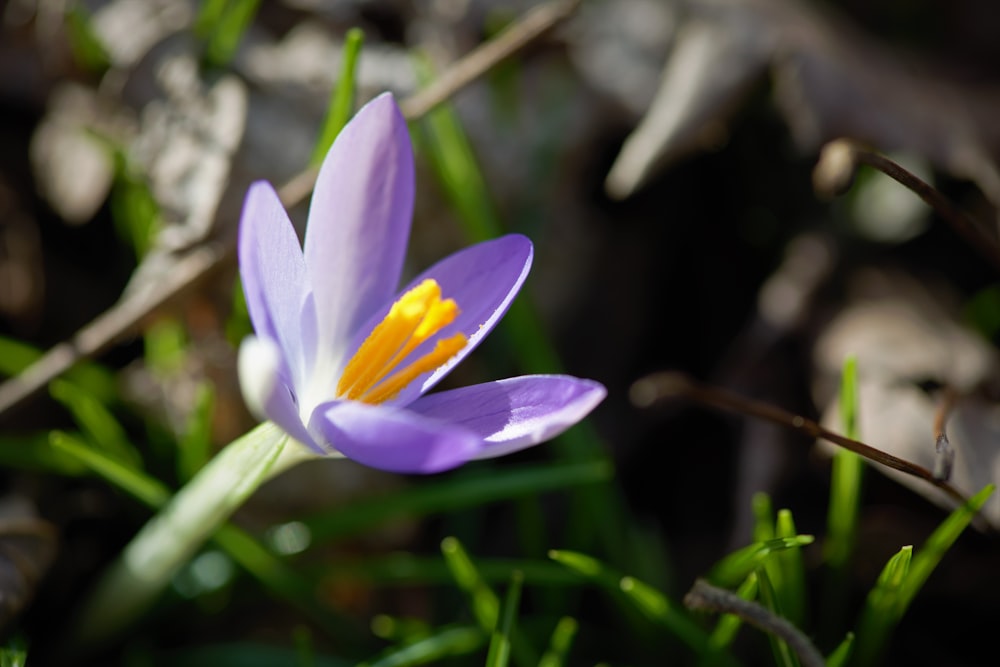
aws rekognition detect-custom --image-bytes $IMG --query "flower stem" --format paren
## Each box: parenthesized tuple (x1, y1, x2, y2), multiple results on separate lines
(73, 421, 313, 646)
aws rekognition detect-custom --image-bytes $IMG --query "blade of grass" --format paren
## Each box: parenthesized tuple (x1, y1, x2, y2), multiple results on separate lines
(752, 492, 774, 542)
(441, 537, 500, 629)
(701, 573, 758, 662)
(854, 484, 993, 666)
(360, 626, 486, 667)
(548, 550, 721, 661)
(773, 510, 807, 627)
(302, 461, 611, 543)
(708, 536, 815, 588)
(822, 356, 864, 640)
(824, 632, 854, 667)
(50, 431, 167, 507)
(898, 484, 994, 608)
(144, 318, 188, 375)
(49, 380, 142, 469)
(853, 545, 912, 667)
(441, 538, 537, 667)
(485, 571, 524, 667)
(110, 154, 161, 260)
(178, 382, 215, 481)
(311, 28, 364, 165)
(198, 0, 261, 68)
(0, 433, 88, 475)
(64, 4, 111, 73)
(537, 617, 577, 667)
(754, 570, 800, 667)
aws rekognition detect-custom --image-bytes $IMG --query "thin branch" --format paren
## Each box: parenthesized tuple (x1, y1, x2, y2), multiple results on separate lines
(0, 0, 582, 418)
(813, 138, 1000, 272)
(931, 386, 957, 482)
(400, 0, 581, 119)
(684, 579, 825, 667)
(630, 371, 972, 507)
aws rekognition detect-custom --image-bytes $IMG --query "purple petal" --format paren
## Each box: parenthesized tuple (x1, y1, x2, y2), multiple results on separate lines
(309, 400, 484, 473)
(238, 181, 309, 385)
(409, 375, 606, 459)
(304, 93, 415, 366)
(347, 234, 533, 407)
(237, 336, 325, 454)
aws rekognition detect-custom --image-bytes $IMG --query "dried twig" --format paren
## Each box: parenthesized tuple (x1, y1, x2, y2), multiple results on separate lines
(932, 386, 957, 482)
(0, 0, 582, 418)
(630, 371, 972, 507)
(684, 579, 825, 667)
(813, 138, 1000, 272)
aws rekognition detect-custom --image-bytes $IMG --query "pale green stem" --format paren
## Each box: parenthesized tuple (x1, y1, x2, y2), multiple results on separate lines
(74, 421, 318, 645)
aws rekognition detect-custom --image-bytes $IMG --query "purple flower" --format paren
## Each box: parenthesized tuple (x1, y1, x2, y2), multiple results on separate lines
(237, 93, 605, 473)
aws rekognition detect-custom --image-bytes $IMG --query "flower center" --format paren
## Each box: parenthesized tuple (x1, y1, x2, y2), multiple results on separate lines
(335, 279, 467, 404)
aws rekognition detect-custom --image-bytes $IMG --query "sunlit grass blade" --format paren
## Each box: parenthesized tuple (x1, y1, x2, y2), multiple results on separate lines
(898, 484, 993, 608)
(50, 431, 168, 507)
(707, 536, 815, 588)
(178, 382, 215, 481)
(311, 28, 364, 165)
(853, 545, 912, 667)
(548, 550, 719, 661)
(485, 571, 524, 667)
(537, 617, 577, 667)
(196, 0, 261, 68)
(823, 356, 864, 638)
(754, 570, 799, 667)
(50, 379, 143, 469)
(303, 461, 611, 544)
(0, 335, 116, 403)
(359, 626, 485, 667)
(825, 632, 854, 667)
(773, 510, 806, 627)
(853, 484, 993, 666)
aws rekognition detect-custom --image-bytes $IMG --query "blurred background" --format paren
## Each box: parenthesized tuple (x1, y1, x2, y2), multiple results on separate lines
(1, 0, 1000, 665)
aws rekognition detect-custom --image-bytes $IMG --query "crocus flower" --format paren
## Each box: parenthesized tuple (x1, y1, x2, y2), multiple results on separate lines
(237, 92, 605, 473)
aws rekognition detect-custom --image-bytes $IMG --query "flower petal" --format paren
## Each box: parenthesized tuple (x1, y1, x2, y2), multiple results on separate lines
(238, 336, 326, 454)
(238, 181, 309, 384)
(304, 92, 415, 370)
(408, 375, 606, 459)
(309, 400, 484, 473)
(348, 234, 533, 407)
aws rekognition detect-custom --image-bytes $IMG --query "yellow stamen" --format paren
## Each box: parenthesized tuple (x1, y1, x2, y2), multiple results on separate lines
(360, 333, 467, 404)
(335, 279, 467, 403)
